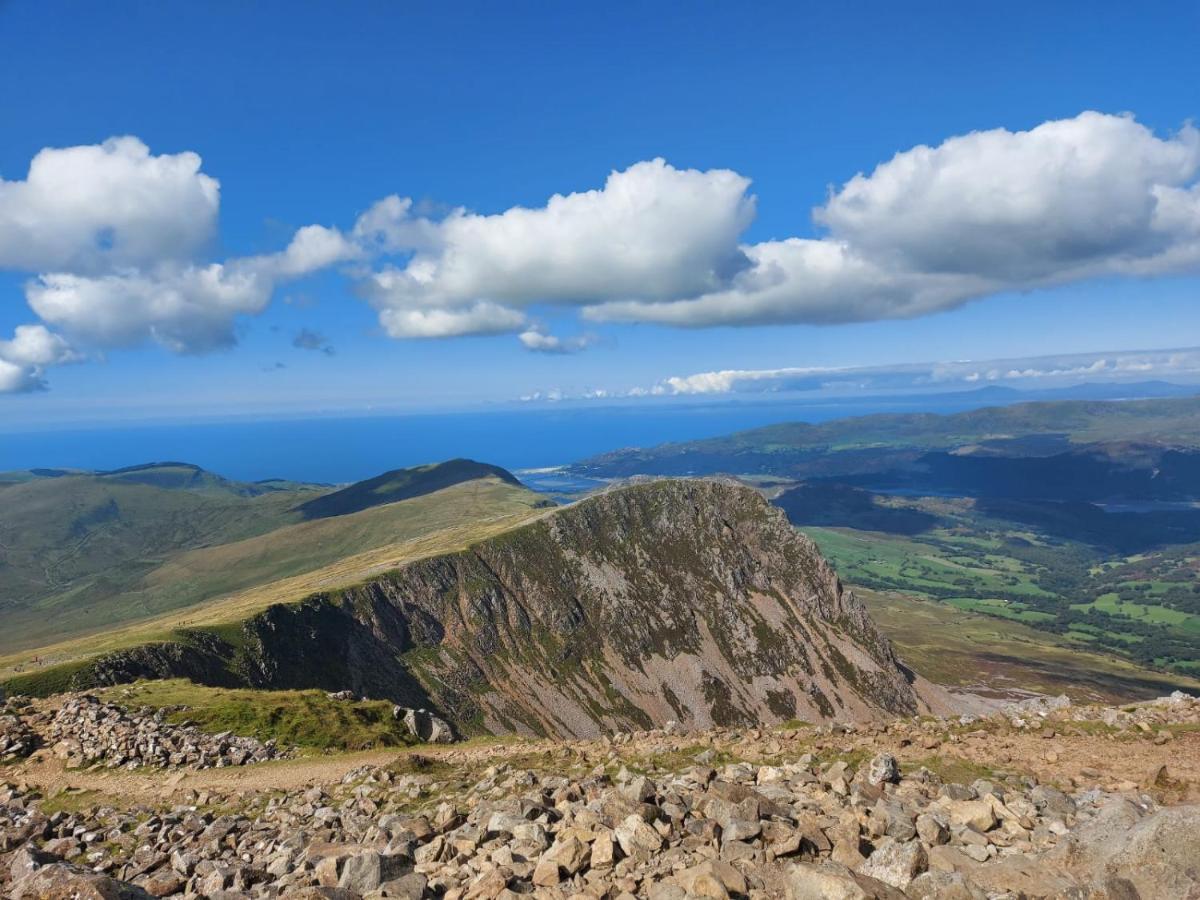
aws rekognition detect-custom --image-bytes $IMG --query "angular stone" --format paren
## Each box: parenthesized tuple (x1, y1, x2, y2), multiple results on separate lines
(338, 851, 409, 893)
(590, 832, 616, 869)
(943, 799, 997, 832)
(905, 870, 987, 900)
(378, 872, 428, 899)
(865, 752, 899, 786)
(614, 813, 665, 856)
(858, 837, 927, 889)
(784, 860, 906, 899)
(11, 862, 155, 899)
(677, 860, 746, 897)
(915, 812, 949, 845)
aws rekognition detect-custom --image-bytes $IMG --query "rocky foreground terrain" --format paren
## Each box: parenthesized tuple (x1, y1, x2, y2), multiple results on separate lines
(1, 690, 1198, 899)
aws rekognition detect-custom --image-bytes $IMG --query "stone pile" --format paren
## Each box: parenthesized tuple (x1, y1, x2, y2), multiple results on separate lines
(0, 691, 1197, 897)
(45, 695, 288, 770)
(997, 689, 1199, 746)
(0, 712, 37, 760)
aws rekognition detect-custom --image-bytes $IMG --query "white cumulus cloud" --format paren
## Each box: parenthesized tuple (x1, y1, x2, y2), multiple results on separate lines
(8, 114, 1200, 394)
(0, 137, 219, 272)
(817, 111, 1200, 282)
(357, 112, 1200, 336)
(655, 347, 1200, 397)
(358, 159, 754, 336)
(378, 301, 528, 339)
(0, 325, 79, 393)
(1, 138, 371, 363)
(23, 221, 363, 354)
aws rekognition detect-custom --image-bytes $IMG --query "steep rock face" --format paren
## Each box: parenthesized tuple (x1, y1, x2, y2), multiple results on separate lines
(75, 480, 928, 737)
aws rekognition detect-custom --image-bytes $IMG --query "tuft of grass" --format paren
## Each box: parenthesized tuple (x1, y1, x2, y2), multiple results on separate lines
(100, 679, 420, 751)
(909, 754, 999, 785)
(38, 788, 109, 816)
(776, 719, 813, 731)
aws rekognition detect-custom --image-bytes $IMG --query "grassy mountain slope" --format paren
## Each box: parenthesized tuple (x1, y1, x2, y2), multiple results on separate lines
(0, 479, 553, 684)
(5, 476, 1195, 720)
(0, 466, 324, 631)
(0, 460, 542, 655)
(861, 588, 1198, 702)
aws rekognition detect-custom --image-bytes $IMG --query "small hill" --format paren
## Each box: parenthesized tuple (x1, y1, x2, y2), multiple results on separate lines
(0, 468, 324, 634)
(96, 461, 286, 496)
(295, 458, 521, 519)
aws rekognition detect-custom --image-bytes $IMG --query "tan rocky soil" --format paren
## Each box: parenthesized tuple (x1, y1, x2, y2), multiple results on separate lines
(2, 691, 1198, 898)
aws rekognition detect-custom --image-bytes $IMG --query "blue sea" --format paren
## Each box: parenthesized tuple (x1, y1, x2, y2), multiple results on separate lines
(0, 389, 1109, 485)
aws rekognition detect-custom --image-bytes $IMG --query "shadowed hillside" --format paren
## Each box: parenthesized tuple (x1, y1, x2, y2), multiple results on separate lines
(296, 458, 521, 519)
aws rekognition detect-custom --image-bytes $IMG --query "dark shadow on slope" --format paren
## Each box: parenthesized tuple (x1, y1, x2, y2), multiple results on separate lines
(296, 458, 521, 519)
(972, 651, 1196, 700)
(976, 498, 1200, 554)
(774, 482, 938, 536)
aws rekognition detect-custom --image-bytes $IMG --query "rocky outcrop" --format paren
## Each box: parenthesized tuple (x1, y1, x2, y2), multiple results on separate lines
(44, 695, 287, 769)
(35, 480, 936, 737)
(326, 692, 457, 744)
(0, 708, 37, 760)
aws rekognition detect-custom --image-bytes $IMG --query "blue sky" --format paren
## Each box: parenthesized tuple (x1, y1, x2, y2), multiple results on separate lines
(2, 1, 1199, 426)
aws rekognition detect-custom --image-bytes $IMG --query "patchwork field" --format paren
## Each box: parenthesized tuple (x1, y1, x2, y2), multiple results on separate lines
(797, 491, 1200, 677)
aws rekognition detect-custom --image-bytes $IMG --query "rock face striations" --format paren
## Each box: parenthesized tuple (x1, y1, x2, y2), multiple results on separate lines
(54, 480, 933, 737)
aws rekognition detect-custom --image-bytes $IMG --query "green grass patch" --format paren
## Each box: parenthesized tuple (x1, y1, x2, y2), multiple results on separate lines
(100, 679, 420, 751)
(1073, 592, 1200, 635)
(910, 754, 1001, 785)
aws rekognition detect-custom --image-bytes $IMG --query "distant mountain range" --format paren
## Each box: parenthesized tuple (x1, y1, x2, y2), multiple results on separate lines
(568, 394, 1200, 481)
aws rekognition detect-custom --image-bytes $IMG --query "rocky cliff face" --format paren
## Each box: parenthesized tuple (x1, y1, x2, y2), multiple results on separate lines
(72, 480, 933, 736)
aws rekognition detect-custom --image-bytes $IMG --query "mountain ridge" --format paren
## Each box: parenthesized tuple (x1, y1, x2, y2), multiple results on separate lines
(5, 479, 947, 736)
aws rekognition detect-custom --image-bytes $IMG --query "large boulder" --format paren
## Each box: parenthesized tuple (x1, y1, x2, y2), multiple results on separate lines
(11, 862, 154, 899)
(394, 706, 455, 743)
(785, 860, 907, 899)
(1096, 804, 1200, 898)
